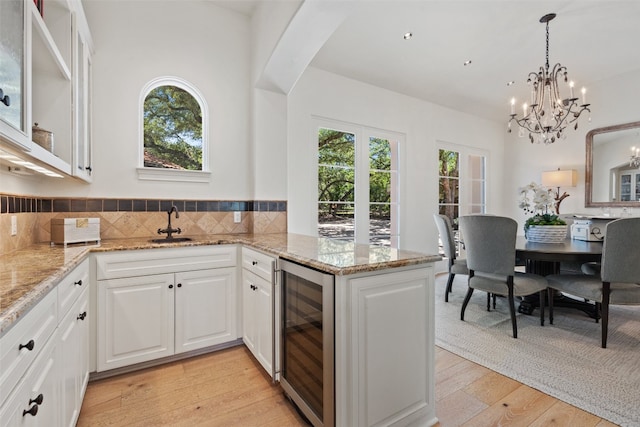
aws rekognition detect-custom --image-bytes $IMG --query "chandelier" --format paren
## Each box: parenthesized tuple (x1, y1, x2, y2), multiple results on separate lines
(631, 147, 640, 168)
(508, 13, 591, 144)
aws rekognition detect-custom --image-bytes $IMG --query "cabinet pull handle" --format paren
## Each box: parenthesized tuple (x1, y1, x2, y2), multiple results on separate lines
(19, 339, 35, 351)
(85, 166, 92, 172)
(177, 283, 182, 288)
(252, 261, 258, 265)
(29, 394, 44, 406)
(74, 279, 83, 286)
(77, 311, 87, 321)
(168, 284, 174, 289)
(22, 404, 38, 417)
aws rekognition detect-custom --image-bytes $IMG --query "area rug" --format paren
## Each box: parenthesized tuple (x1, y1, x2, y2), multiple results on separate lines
(434, 274, 640, 426)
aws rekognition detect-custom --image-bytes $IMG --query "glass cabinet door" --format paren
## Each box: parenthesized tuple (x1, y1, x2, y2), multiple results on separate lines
(620, 173, 632, 201)
(0, 0, 25, 133)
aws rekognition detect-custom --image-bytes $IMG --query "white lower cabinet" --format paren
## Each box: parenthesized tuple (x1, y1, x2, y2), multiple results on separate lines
(336, 266, 437, 427)
(0, 259, 90, 427)
(242, 270, 273, 375)
(58, 286, 90, 427)
(241, 247, 277, 378)
(0, 329, 59, 427)
(95, 246, 238, 372)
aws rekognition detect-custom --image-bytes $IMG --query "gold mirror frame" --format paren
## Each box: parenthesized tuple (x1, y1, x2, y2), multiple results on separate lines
(585, 120, 640, 207)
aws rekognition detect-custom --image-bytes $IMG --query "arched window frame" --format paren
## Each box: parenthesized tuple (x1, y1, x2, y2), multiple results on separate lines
(137, 76, 211, 182)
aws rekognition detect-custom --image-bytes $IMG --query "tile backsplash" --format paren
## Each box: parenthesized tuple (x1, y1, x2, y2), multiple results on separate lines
(0, 194, 287, 255)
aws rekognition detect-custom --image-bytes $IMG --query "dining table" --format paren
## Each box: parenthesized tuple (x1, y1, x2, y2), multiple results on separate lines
(515, 236, 603, 317)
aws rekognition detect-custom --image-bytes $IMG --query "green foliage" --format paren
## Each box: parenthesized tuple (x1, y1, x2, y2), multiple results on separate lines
(143, 85, 202, 170)
(317, 130, 392, 219)
(524, 213, 566, 230)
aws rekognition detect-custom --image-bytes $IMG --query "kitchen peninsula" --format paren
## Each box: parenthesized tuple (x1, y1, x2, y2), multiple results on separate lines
(0, 234, 440, 427)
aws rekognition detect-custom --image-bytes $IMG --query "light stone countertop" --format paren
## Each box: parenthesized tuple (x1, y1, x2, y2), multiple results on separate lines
(0, 233, 439, 335)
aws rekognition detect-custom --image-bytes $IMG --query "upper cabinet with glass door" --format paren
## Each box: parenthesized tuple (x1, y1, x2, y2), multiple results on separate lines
(0, 0, 27, 146)
(0, 0, 93, 182)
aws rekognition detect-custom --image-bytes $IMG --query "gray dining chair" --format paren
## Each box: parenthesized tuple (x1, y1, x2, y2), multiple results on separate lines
(547, 217, 640, 348)
(459, 215, 548, 338)
(433, 214, 468, 302)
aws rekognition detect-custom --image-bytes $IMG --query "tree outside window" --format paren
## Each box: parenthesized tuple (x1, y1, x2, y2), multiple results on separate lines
(142, 81, 205, 171)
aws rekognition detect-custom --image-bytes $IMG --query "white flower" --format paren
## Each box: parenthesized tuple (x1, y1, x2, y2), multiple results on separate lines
(518, 182, 554, 216)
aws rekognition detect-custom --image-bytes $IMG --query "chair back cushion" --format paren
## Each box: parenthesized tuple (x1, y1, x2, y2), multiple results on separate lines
(433, 214, 456, 260)
(459, 215, 517, 276)
(601, 217, 640, 284)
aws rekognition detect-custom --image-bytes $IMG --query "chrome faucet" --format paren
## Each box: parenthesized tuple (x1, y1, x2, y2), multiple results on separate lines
(157, 205, 182, 239)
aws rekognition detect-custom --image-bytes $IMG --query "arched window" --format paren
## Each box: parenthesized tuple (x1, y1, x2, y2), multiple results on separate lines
(138, 77, 209, 181)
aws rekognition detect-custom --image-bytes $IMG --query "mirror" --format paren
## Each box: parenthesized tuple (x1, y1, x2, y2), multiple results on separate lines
(586, 121, 640, 207)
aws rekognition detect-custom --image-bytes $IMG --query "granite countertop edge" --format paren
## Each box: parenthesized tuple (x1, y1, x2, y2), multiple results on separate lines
(0, 233, 440, 335)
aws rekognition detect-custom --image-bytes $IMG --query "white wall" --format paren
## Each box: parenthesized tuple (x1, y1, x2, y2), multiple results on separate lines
(287, 67, 505, 253)
(31, 1, 253, 199)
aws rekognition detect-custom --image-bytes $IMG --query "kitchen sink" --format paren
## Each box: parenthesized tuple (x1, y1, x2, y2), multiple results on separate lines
(149, 237, 193, 243)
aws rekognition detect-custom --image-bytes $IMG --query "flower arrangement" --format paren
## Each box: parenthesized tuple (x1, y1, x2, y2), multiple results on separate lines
(518, 182, 567, 231)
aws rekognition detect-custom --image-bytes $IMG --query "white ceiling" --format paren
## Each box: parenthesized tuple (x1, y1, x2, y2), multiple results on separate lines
(216, 1, 640, 123)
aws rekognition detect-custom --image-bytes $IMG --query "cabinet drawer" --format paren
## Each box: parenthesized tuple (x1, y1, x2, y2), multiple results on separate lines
(96, 245, 237, 280)
(242, 247, 275, 282)
(0, 290, 57, 403)
(57, 259, 89, 319)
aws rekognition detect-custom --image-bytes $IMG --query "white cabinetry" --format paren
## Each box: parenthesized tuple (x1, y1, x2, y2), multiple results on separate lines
(335, 265, 436, 427)
(241, 247, 277, 378)
(95, 246, 238, 372)
(0, 327, 59, 427)
(0, 258, 90, 427)
(0, 0, 93, 181)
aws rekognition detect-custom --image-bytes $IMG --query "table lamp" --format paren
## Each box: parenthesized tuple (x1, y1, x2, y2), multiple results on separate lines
(542, 169, 577, 214)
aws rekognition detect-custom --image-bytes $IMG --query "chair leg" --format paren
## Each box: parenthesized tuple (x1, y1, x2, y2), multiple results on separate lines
(445, 273, 455, 302)
(493, 293, 497, 309)
(601, 283, 610, 348)
(594, 302, 601, 323)
(486, 293, 491, 311)
(507, 284, 517, 339)
(538, 290, 545, 326)
(547, 288, 554, 325)
(461, 287, 474, 321)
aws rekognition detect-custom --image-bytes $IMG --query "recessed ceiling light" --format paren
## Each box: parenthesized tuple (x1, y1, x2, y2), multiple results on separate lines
(463, 60, 472, 66)
(507, 81, 515, 86)
(403, 32, 413, 40)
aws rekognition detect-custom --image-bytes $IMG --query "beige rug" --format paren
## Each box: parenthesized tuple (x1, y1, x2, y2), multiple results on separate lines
(434, 274, 640, 426)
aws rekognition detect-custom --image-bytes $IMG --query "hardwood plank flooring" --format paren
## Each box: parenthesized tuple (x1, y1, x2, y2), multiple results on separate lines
(78, 345, 619, 426)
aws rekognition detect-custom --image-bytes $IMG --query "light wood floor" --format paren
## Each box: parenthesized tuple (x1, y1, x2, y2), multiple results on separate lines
(77, 345, 619, 427)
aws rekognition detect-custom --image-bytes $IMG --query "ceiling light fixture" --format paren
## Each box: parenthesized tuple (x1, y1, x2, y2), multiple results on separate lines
(507, 13, 591, 144)
(403, 32, 412, 40)
(631, 146, 640, 168)
(463, 60, 472, 66)
(507, 81, 515, 86)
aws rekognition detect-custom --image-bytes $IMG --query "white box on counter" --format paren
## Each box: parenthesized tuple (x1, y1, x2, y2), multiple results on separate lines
(570, 216, 614, 241)
(51, 218, 101, 246)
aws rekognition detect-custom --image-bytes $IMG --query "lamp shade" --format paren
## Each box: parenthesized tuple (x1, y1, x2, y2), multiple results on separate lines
(541, 169, 577, 188)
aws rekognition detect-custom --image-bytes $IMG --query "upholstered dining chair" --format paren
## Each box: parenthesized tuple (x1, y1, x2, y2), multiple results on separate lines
(433, 214, 468, 302)
(547, 217, 640, 348)
(458, 215, 548, 338)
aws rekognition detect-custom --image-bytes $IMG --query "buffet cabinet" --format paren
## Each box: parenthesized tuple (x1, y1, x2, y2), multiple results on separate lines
(94, 246, 238, 372)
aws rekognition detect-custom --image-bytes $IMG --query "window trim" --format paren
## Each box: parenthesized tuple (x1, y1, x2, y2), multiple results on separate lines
(137, 76, 210, 182)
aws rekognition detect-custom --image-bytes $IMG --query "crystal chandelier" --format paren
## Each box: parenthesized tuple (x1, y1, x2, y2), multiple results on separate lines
(508, 13, 591, 144)
(631, 147, 640, 168)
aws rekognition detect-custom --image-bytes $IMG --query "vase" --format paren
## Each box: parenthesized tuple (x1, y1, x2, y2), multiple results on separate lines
(525, 225, 568, 243)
